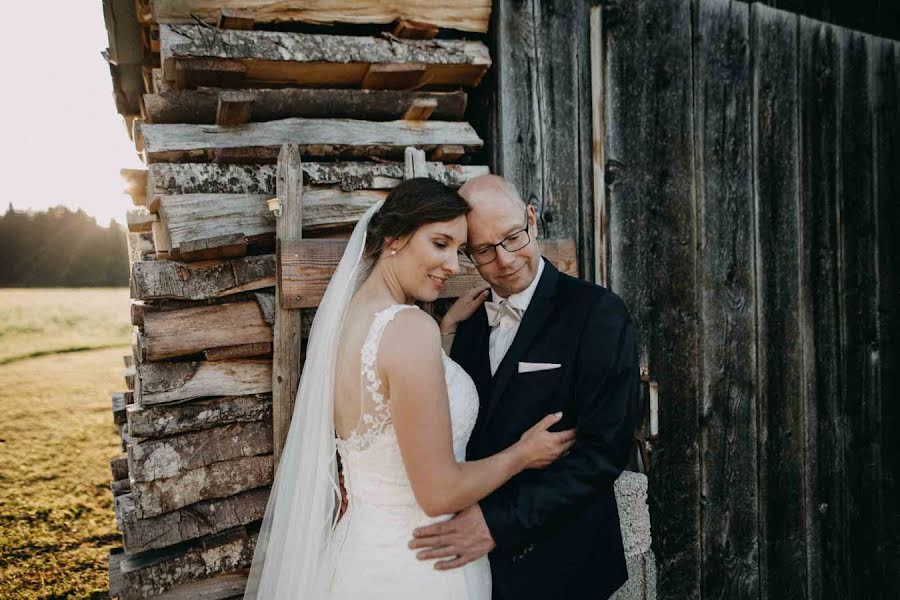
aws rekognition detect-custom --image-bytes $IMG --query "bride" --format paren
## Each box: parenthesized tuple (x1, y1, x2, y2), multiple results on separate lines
(244, 178, 574, 599)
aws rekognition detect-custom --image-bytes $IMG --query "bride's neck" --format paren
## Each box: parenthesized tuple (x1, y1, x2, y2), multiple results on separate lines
(357, 261, 413, 306)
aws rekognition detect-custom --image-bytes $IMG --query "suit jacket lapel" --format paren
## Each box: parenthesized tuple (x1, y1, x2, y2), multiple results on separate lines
(482, 260, 560, 428)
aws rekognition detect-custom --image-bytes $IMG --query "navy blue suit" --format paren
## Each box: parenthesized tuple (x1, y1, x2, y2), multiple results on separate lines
(450, 259, 639, 600)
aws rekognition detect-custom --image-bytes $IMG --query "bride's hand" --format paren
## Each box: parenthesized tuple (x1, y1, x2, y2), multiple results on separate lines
(517, 413, 576, 469)
(440, 286, 490, 334)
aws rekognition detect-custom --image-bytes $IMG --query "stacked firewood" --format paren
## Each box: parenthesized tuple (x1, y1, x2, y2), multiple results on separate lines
(103, 1, 492, 598)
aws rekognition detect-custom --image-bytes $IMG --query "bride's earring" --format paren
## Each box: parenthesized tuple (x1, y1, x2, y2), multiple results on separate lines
(390, 249, 397, 256)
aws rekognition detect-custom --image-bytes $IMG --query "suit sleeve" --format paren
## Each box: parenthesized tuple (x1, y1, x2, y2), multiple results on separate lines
(478, 293, 640, 553)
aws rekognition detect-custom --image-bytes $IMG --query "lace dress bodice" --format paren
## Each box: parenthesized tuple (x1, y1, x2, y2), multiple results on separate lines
(329, 304, 489, 599)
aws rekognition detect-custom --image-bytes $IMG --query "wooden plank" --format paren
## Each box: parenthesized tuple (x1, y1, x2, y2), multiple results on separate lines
(130, 254, 275, 301)
(215, 90, 254, 126)
(494, 0, 594, 278)
(205, 341, 271, 361)
(872, 37, 900, 599)
(601, 0, 701, 597)
(273, 144, 304, 464)
(113, 391, 128, 425)
(127, 420, 272, 483)
(151, 1, 492, 34)
(694, 1, 760, 597)
(148, 162, 487, 199)
(126, 208, 157, 233)
(115, 488, 268, 555)
(752, 5, 807, 597)
(127, 393, 271, 440)
(160, 25, 490, 89)
(132, 291, 276, 329)
(151, 572, 248, 600)
(141, 117, 483, 163)
(140, 300, 272, 361)
(157, 189, 388, 253)
(108, 548, 125, 599)
(798, 17, 848, 599)
(177, 233, 247, 261)
(404, 146, 427, 179)
(394, 18, 439, 39)
(111, 455, 129, 481)
(130, 455, 273, 518)
(118, 523, 259, 598)
(279, 238, 578, 309)
(218, 8, 255, 30)
(403, 97, 438, 121)
(837, 28, 882, 599)
(143, 88, 467, 124)
(361, 63, 426, 89)
(137, 359, 272, 406)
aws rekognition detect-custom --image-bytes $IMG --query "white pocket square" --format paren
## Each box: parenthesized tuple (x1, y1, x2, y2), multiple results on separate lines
(518, 362, 562, 373)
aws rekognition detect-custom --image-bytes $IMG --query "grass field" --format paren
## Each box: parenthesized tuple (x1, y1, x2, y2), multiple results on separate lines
(0, 288, 131, 598)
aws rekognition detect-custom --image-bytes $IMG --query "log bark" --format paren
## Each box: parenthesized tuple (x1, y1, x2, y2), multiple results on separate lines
(149, 161, 487, 201)
(118, 522, 259, 598)
(160, 25, 490, 89)
(279, 238, 579, 309)
(140, 299, 272, 361)
(141, 117, 482, 163)
(143, 88, 467, 124)
(127, 420, 272, 483)
(137, 359, 272, 406)
(127, 393, 271, 440)
(131, 454, 273, 518)
(151, 0, 492, 33)
(130, 254, 275, 301)
(157, 189, 387, 253)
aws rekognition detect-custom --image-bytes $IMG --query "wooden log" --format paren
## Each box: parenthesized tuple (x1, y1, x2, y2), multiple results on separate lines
(132, 291, 276, 329)
(177, 233, 247, 261)
(205, 341, 271, 361)
(279, 238, 578, 309)
(125, 365, 137, 389)
(127, 420, 272, 483)
(108, 548, 125, 599)
(216, 90, 254, 126)
(130, 454, 273, 517)
(404, 147, 427, 179)
(112, 478, 132, 496)
(403, 98, 438, 121)
(113, 392, 128, 425)
(394, 18, 439, 39)
(115, 488, 268, 554)
(694, 2, 759, 598)
(137, 359, 272, 406)
(141, 117, 483, 163)
(141, 88, 468, 124)
(111, 455, 130, 481)
(150, 573, 248, 600)
(118, 523, 259, 598)
(151, 0, 492, 33)
(131, 254, 275, 301)
(273, 144, 304, 464)
(127, 393, 272, 440)
(126, 209, 157, 233)
(140, 300, 272, 361)
(148, 161, 486, 199)
(159, 26, 489, 89)
(361, 63, 426, 90)
(157, 189, 388, 254)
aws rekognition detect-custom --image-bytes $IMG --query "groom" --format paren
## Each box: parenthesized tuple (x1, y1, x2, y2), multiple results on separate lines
(410, 175, 640, 599)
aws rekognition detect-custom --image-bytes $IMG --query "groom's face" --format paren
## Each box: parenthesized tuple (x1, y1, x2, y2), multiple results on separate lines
(466, 200, 540, 298)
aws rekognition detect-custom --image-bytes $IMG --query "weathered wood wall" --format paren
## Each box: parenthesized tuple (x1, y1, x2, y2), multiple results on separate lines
(590, 0, 900, 598)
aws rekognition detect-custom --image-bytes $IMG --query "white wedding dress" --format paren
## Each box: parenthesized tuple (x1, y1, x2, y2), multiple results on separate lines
(326, 304, 492, 599)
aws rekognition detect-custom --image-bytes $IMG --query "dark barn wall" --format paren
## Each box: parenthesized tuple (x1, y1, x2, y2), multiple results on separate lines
(490, 0, 900, 598)
(748, 0, 900, 41)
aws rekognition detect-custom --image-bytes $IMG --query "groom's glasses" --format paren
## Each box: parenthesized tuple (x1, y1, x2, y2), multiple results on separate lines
(463, 208, 532, 267)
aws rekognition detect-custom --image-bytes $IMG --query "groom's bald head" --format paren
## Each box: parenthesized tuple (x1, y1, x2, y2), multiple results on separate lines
(458, 175, 541, 298)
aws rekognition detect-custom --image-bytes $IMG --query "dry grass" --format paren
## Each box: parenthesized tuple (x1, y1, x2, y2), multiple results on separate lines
(0, 289, 130, 598)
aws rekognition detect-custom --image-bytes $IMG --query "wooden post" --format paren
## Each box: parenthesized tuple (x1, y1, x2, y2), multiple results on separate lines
(272, 144, 303, 464)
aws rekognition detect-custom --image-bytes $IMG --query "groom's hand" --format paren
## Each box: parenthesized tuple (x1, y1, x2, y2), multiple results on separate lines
(409, 504, 495, 570)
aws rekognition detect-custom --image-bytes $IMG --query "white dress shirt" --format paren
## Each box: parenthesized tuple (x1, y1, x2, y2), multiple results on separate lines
(488, 257, 545, 375)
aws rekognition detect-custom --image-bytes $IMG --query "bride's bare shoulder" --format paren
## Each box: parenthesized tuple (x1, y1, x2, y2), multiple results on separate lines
(379, 307, 441, 365)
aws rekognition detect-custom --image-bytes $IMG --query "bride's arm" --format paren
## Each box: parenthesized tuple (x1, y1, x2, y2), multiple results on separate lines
(380, 309, 574, 518)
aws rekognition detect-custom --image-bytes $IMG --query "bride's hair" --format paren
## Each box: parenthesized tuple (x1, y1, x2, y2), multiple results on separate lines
(364, 177, 471, 261)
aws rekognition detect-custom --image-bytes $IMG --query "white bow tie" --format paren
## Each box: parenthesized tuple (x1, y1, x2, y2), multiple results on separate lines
(485, 299, 522, 328)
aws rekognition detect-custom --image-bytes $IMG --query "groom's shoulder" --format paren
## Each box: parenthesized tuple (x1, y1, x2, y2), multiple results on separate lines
(555, 272, 630, 321)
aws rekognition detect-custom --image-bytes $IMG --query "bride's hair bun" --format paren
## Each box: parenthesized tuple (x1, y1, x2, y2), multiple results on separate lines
(364, 177, 470, 261)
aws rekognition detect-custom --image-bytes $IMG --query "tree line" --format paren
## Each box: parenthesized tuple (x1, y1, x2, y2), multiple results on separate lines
(0, 204, 129, 287)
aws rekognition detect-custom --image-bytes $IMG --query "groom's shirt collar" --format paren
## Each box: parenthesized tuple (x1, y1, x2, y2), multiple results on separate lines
(490, 256, 545, 314)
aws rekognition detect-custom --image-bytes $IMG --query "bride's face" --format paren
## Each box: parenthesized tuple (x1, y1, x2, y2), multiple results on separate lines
(388, 216, 468, 302)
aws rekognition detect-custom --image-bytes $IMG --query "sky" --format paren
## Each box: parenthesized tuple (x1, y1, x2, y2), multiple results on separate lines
(0, 1, 144, 226)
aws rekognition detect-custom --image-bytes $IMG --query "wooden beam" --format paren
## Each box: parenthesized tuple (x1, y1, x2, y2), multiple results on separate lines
(160, 25, 490, 89)
(151, 1, 492, 34)
(131, 254, 274, 300)
(148, 161, 487, 199)
(115, 488, 267, 555)
(279, 238, 579, 309)
(272, 144, 303, 464)
(143, 87, 467, 124)
(361, 63, 426, 90)
(403, 97, 438, 121)
(215, 90, 254, 126)
(136, 359, 272, 406)
(141, 117, 483, 163)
